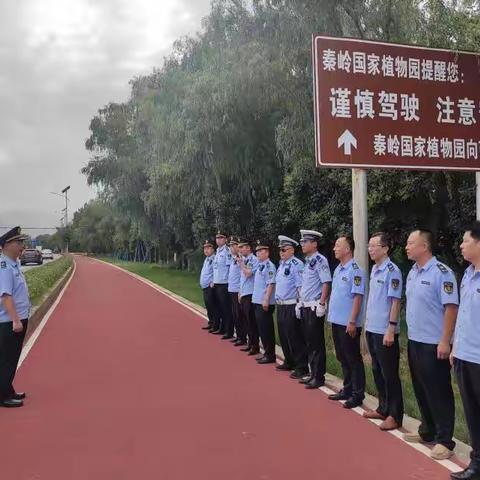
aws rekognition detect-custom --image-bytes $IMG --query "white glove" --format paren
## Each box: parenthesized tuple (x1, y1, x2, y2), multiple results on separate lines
(295, 303, 302, 319)
(315, 302, 326, 318)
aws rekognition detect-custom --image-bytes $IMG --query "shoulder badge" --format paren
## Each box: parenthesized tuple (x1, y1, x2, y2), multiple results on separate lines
(437, 263, 448, 274)
(387, 263, 394, 272)
(0, 261, 6, 269)
(354, 275, 362, 286)
(268, 270, 274, 278)
(443, 281, 454, 294)
(391, 278, 400, 290)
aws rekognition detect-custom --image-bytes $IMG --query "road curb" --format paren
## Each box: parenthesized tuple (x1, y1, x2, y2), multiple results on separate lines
(25, 258, 75, 343)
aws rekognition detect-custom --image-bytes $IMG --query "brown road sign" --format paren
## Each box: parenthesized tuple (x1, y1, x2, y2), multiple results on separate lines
(312, 35, 480, 171)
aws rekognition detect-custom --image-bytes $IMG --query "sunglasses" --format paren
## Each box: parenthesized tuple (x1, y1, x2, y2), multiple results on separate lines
(279, 247, 292, 252)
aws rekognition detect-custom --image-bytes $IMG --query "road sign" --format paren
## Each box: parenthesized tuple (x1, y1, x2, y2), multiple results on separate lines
(312, 35, 480, 171)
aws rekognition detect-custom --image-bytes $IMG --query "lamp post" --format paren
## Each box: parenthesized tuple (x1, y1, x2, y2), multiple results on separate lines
(50, 186, 71, 253)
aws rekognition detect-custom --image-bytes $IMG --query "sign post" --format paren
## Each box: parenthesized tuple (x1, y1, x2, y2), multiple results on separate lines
(352, 169, 369, 273)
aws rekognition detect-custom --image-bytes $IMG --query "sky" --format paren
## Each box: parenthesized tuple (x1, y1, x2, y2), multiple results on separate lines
(0, 0, 211, 236)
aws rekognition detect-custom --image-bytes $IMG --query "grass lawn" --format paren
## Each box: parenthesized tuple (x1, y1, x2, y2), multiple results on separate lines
(103, 258, 469, 444)
(25, 255, 73, 307)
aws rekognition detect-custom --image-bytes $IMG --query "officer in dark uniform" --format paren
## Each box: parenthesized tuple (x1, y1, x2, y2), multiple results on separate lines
(199, 239, 219, 331)
(0, 227, 30, 408)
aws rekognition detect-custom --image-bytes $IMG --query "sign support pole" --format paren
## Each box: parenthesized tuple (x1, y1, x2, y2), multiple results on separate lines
(476, 172, 480, 221)
(352, 168, 369, 272)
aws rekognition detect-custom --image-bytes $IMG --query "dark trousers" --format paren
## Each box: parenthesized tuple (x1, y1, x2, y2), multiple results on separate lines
(302, 307, 326, 382)
(332, 323, 365, 400)
(0, 319, 28, 400)
(455, 358, 480, 468)
(366, 332, 404, 424)
(230, 292, 243, 339)
(254, 304, 275, 359)
(277, 304, 308, 370)
(214, 283, 232, 335)
(240, 295, 258, 350)
(202, 287, 219, 328)
(408, 340, 455, 450)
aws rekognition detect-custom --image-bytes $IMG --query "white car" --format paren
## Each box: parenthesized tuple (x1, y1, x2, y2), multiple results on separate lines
(42, 249, 54, 260)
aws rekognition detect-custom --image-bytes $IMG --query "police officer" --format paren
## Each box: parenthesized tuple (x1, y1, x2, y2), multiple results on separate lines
(212, 231, 233, 339)
(199, 239, 219, 332)
(238, 240, 260, 355)
(275, 235, 308, 378)
(0, 227, 30, 408)
(404, 229, 458, 461)
(451, 222, 480, 480)
(364, 232, 404, 431)
(327, 235, 366, 409)
(252, 241, 276, 364)
(227, 236, 244, 345)
(298, 230, 332, 389)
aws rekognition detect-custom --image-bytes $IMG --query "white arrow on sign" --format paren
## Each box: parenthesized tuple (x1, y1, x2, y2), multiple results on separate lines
(337, 129, 357, 155)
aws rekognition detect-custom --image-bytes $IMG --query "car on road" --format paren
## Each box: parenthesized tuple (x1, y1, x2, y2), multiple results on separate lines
(42, 249, 54, 260)
(20, 248, 43, 266)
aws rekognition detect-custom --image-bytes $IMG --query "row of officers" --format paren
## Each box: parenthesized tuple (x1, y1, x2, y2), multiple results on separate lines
(200, 225, 480, 480)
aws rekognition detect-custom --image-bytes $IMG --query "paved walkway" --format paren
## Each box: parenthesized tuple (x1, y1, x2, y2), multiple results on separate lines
(2, 256, 452, 479)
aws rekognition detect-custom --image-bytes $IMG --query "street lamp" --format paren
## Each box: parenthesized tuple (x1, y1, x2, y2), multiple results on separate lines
(50, 186, 71, 253)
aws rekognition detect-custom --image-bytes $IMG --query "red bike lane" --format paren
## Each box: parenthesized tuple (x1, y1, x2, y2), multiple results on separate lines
(0, 256, 452, 479)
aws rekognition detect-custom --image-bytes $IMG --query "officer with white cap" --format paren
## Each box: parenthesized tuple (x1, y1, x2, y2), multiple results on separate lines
(275, 235, 308, 379)
(298, 229, 332, 389)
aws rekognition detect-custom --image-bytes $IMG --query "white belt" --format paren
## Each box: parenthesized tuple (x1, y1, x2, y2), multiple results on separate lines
(276, 299, 297, 305)
(301, 300, 318, 308)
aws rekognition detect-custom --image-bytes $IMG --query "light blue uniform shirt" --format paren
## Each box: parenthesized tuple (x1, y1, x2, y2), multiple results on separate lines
(199, 255, 215, 289)
(252, 259, 276, 305)
(328, 259, 366, 327)
(300, 253, 332, 302)
(240, 253, 259, 297)
(406, 256, 459, 344)
(0, 254, 31, 323)
(365, 258, 403, 335)
(227, 255, 241, 293)
(453, 265, 480, 364)
(213, 245, 231, 284)
(275, 256, 304, 302)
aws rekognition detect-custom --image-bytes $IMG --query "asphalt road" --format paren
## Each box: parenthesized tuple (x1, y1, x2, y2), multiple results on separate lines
(21, 254, 62, 272)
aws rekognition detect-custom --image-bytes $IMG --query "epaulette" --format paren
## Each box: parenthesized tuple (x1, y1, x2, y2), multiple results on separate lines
(352, 262, 359, 270)
(387, 263, 394, 272)
(437, 263, 448, 274)
(291, 258, 298, 265)
(315, 254, 321, 261)
(0, 261, 6, 269)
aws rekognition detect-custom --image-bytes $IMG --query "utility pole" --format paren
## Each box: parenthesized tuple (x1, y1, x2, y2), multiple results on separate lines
(61, 186, 71, 253)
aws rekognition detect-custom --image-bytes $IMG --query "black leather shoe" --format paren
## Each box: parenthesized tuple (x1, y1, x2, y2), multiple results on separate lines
(234, 341, 246, 347)
(229, 337, 238, 343)
(276, 363, 293, 371)
(201, 325, 211, 330)
(290, 369, 309, 379)
(305, 379, 325, 389)
(257, 357, 276, 364)
(299, 376, 313, 384)
(451, 468, 480, 480)
(222, 335, 233, 340)
(211, 330, 223, 335)
(343, 397, 363, 409)
(248, 349, 260, 356)
(13, 392, 26, 400)
(328, 391, 350, 401)
(240, 346, 251, 352)
(1, 398, 24, 408)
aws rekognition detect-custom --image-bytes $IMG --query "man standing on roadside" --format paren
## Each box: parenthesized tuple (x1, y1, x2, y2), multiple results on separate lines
(298, 229, 331, 390)
(227, 237, 244, 345)
(212, 231, 233, 339)
(327, 235, 366, 409)
(450, 223, 480, 480)
(275, 235, 308, 378)
(364, 232, 404, 431)
(238, 240, 260, 355)
(0, 227, 30, 408)
(404, 229, 458, 461)
(200, 239, 219, 332)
